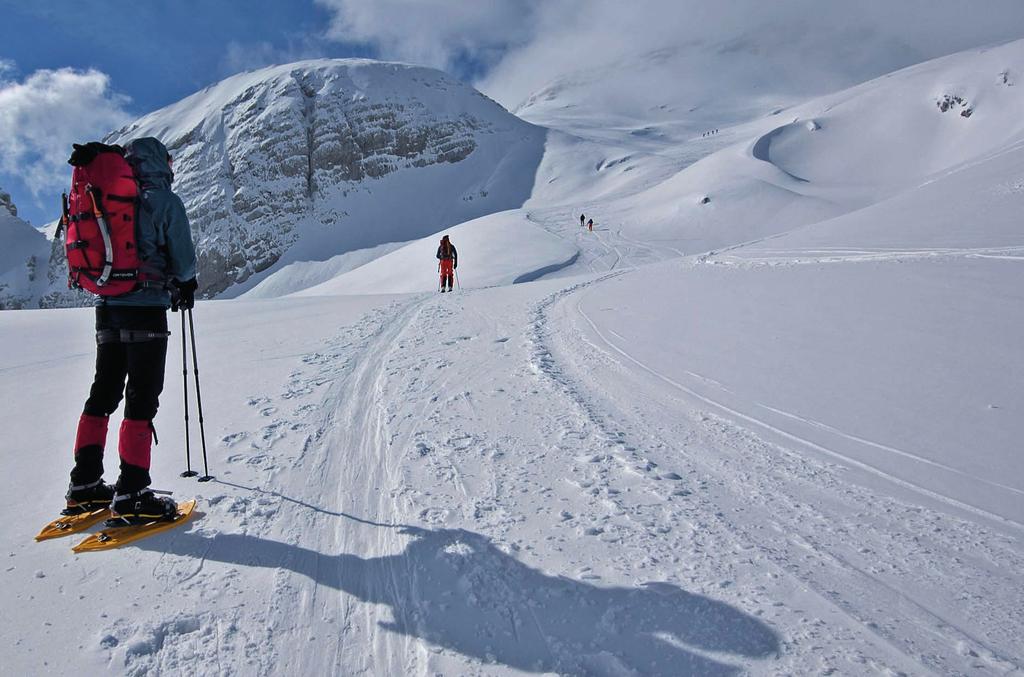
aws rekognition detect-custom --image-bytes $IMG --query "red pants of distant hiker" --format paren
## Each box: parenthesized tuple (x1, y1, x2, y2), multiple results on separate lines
(439, 259, 454, 290)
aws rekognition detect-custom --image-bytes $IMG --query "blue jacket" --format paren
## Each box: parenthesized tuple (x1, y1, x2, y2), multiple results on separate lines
(98, 137, 197, 308)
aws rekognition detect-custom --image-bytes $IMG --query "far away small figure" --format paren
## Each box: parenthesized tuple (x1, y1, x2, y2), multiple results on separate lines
(580, 213, 585, 227)
(437, 234, 458, 293)
(587, 218, 594, 232)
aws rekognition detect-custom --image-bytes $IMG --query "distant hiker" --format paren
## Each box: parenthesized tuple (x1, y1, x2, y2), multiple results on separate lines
(587, 218, 594, 232)
(63, 137, 198, 523)
(580, 213, 585, 227)
(437, 234, 458, 293)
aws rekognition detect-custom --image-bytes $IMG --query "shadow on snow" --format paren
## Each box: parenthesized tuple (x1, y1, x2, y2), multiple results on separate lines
(141, 512, 779, 675)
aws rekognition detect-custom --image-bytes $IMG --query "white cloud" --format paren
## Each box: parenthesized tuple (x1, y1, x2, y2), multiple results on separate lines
(315, 0, 1024, 112)
(220, 38, 330, 76)
(0, 67, 132, 199)
(316, 0, 541, 73)
(482, 0, 1024, 110)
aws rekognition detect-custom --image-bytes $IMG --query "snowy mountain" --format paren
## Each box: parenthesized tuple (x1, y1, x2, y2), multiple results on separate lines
(261, 40, 1024, 300)
(487, 7, 1022, 152)
(590, 40, 1024, 257)
(3, 38, 1024, 677)
(104, 59, 547, 297)
(0, 188, 52, 309)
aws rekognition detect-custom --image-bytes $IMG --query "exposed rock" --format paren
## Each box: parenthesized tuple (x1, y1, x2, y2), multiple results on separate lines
(8, 60, 545, 307)
(936, 94, 972, 118)
(101, 60, 535, 298)
(0, 190, 16, 218)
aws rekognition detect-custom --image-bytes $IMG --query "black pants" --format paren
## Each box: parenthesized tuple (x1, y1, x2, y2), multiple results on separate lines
(84, 306, 168, 420)
(73, 306, 168, 488)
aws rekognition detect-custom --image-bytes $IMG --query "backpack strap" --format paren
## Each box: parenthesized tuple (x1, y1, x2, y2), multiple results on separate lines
(57, 193, 70, 240)
(96, 329, 171, 345)
(104, 194, 136, 204)
(85, 185, 115, 288)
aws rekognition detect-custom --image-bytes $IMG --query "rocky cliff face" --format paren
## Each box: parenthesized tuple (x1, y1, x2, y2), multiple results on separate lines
(5, 59, 544, 308)
(1, 189, 17, 218)
(104, 59, 545, 297)
(0, 188, 60, 309)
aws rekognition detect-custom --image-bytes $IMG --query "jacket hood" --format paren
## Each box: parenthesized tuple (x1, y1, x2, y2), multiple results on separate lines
(124, 137, 173, 188)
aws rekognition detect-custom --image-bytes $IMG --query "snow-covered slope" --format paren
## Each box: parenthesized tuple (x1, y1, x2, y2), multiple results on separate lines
(258, 39, 1024, 300)
(246, 210, 577, 298)
(105, 59, 547, 297)
(492, 7, 1024, 151)
(507, 43, 796, 150)
(3, 36, 1024, 677)
(545, 39, 1024, 262)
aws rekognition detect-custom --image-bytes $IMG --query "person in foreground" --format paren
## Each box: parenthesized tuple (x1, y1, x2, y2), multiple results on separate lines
(64, 137, 198, 523)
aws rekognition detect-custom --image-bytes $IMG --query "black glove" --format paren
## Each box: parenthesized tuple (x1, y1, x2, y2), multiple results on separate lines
(170, 277, 198, 312)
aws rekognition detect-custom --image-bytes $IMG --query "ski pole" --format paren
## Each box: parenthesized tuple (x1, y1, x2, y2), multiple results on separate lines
(180, 310, 197, 478)
(187, 307, 213, 482)
(455, 269, 461, 290)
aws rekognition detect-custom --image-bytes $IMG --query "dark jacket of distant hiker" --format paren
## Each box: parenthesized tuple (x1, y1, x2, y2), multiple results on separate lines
(437, 235, 458, 291)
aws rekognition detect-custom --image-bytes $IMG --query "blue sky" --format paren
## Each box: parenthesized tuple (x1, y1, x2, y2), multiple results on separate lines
(1, 2, 350, 113)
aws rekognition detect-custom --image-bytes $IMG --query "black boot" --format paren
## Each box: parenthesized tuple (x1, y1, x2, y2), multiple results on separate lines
(110, 489, 177, 524)
(64, 478, 115, 515)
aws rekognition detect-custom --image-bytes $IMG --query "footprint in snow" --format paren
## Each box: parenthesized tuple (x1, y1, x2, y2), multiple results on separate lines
(222, 432, 248, 447)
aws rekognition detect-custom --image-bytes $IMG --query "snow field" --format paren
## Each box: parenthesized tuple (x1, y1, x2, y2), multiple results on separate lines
(3, 36, 1024, 677)
(7, 258, 1022, 674)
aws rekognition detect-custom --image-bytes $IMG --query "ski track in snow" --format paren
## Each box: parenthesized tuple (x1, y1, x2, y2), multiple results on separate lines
(707, 246, 1024, 268)
(11, 214, 1022, 675)
(88, 299, 422, 676)
(87, 267, 1021, 675)
(62, 190, 1021, 674)
(571, 293, 1024, 532)
(556, 284, 1024, 675)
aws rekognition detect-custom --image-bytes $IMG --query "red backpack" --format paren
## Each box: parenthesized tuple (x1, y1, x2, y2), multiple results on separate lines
(59, 143, 142, 296)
